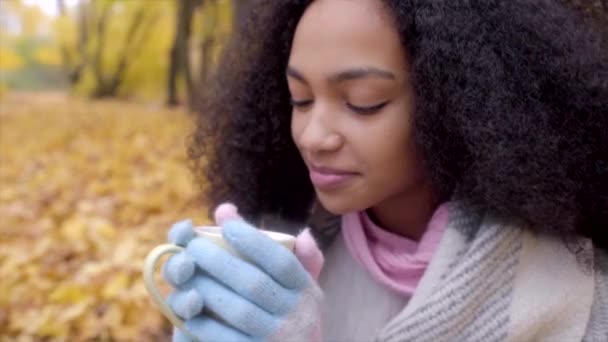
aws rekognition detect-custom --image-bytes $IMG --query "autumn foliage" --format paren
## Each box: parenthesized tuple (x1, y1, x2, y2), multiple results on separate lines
(0, 92, 210, 340)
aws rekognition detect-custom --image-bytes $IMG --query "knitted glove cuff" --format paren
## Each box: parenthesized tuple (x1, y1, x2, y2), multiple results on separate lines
(268, 283, 324, 342)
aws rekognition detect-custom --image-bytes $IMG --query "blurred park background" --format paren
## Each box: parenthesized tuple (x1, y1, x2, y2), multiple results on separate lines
(0, 0, 244, 340)
(0, 0, 606, 341)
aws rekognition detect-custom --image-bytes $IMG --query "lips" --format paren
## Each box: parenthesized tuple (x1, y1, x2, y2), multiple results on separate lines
(308, 164, 358, 190)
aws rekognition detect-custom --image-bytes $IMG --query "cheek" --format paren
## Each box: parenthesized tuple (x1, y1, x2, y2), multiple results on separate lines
(360, 113, 413, 170)
(357, 112, 418, 189)
(365, 135, 414, 183)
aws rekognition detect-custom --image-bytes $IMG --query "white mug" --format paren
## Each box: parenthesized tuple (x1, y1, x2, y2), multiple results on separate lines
(142, 225, 297, 340)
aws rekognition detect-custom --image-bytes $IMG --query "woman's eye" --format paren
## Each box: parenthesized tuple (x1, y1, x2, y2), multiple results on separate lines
(290, 99, 314, 108)
(347, 101, 389, 115)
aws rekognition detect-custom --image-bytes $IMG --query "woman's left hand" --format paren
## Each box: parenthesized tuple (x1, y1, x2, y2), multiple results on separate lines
(163, 204, 324, 342)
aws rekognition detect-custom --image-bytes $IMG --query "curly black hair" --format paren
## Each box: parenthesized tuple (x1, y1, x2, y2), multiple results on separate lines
(188, 0, 608, 250)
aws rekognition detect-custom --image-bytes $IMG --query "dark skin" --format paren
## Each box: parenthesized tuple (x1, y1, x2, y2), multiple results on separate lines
(190, 0, 608, 250)
(288, 0, 436, 240)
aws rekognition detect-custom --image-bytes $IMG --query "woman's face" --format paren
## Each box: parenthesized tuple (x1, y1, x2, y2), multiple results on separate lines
(288, 0, 425, 214)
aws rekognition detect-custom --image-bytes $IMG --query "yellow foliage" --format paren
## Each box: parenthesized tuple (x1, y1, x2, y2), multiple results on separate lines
(53, 13, 78, 53)
(66, 0, 176, 100)
(118, 1, 175, 100)
(0, 92, 210, 340)
(33, 46, 62, 66)
(0, 48, 24, 71)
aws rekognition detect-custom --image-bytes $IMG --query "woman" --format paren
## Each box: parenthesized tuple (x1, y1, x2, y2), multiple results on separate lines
(162, 0, 608, 341)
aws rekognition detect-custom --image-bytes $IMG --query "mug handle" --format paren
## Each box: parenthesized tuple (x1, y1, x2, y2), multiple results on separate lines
(142, 244, 199, 341)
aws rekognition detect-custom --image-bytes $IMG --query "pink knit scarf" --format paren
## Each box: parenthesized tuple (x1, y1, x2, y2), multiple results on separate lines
(341, 204, 449, 297)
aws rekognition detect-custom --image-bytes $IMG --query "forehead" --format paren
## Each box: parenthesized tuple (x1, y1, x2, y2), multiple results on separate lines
(289, 0, 407, 77)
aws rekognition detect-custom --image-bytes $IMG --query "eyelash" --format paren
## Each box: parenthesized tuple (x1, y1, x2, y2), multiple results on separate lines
(347, 101, 388, 115)
(290, 99, 314, 108)
(289, 99, 388, 115)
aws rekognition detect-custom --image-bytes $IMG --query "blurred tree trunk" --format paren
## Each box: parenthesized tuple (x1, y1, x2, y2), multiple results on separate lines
(167, 0, 202, 107)
(198, 1, 218, 95)
(73, 1, 89, 84)
(91, 2, 111, 96)
(56, 0, 88, 85)
(168, 0, 234, 109)
(56, 0, 71, 73)
(93, 3, 157, 98)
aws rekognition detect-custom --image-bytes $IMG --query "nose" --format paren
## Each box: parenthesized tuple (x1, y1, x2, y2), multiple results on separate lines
(294, 102, 343, 153)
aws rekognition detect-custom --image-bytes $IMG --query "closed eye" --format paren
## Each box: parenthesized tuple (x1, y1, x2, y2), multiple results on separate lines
(347, 101, 389, 115)
(290, 99, 314, 108)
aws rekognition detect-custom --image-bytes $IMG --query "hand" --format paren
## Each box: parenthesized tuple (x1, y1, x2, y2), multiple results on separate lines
(162, 203, 324, 342)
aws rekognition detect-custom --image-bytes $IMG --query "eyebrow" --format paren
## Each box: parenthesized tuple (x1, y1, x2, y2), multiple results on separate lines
(286, 66, 396, 85)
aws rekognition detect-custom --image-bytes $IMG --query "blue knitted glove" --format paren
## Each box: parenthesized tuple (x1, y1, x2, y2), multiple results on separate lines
(162, 217, 323, 342)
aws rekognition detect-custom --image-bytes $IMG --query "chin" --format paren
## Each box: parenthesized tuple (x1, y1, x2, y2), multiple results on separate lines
(315, 191, 367, 215)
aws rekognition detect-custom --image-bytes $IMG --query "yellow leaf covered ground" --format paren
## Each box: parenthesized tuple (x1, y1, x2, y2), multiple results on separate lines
(0, 92, 210, 341)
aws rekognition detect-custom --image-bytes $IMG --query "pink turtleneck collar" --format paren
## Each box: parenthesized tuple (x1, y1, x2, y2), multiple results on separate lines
(341, 203, 449, 297)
